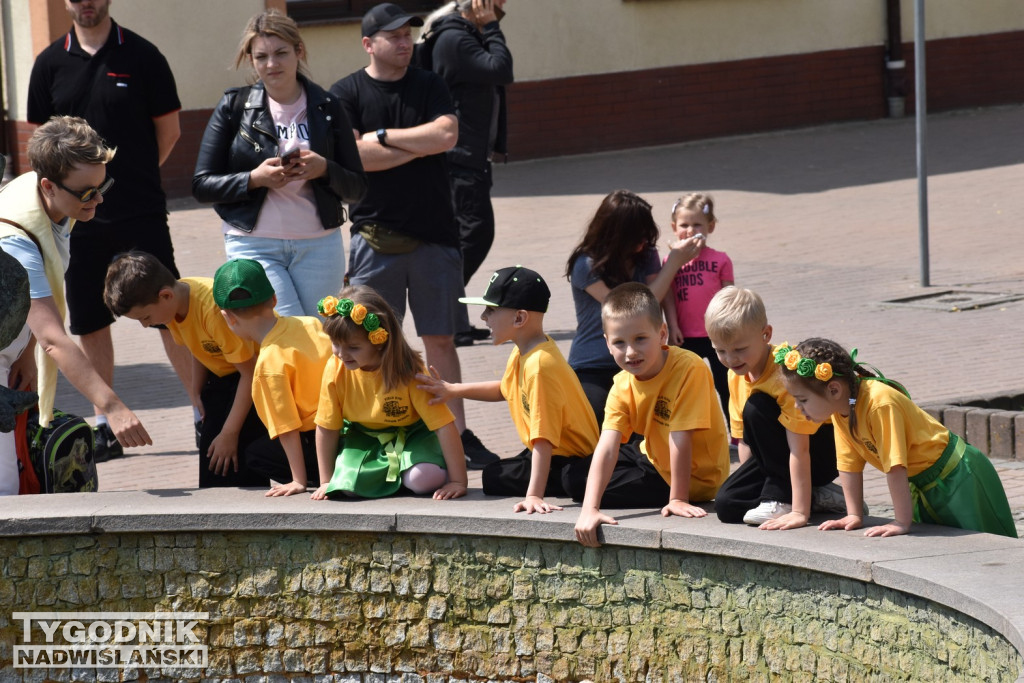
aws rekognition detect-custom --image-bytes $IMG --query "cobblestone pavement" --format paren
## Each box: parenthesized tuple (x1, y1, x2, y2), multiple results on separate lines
(63, 105, 1024, 531)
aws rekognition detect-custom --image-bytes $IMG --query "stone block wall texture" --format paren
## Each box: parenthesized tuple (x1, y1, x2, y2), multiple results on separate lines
(0, 531, 1020, 682)
(925, 405, 1024, 461)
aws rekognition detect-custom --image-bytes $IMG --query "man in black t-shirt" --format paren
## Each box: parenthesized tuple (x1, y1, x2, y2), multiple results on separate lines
(331, 2, 498, 469)
(27, 0, 192, 462)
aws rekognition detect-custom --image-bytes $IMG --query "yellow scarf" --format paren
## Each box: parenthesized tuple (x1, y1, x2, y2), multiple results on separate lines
(0, 172, 76, 426)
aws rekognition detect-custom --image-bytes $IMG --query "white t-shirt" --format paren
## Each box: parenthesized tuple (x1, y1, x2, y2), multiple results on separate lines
(222, 89, 323, 240)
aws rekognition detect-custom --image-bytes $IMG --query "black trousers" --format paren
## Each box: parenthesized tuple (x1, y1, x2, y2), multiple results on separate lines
(714, 392, 838, 523)
(245, 430, 321, 487)
(572, 366, 618, 425)
(452, 163, 495, 284)
(198, 372, 270, 488)
(482, 448, 584, 497)
(562, 439, 672, 509)
(680, 337, 730, 421)
(452, 164, 495, 335)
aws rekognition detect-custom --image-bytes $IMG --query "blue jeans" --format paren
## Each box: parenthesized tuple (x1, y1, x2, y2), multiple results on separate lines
(223, 230, 344, 317)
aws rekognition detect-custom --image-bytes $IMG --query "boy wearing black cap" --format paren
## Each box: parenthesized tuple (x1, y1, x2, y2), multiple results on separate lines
(103, 252, 269, 488)
(213, 259, 333, 497)
(417, 266, 599, 513)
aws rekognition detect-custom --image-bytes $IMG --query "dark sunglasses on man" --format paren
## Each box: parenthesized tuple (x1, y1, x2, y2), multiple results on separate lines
(53, 176, 115, 203)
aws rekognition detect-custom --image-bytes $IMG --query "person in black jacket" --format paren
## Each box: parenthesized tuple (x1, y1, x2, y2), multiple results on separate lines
(420, 0, 513, 347)
(193, 10, 366, 318)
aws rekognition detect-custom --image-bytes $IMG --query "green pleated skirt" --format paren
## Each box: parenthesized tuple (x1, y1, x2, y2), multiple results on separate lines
(909, 432, 1017, 538)
(325, 419, 446, 499)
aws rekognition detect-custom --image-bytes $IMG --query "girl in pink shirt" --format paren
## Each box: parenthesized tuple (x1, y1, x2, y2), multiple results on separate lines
(664, 193, 734, 417)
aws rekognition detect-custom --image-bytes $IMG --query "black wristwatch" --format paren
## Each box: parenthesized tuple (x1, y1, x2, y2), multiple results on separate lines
(376, 128, 388, 147)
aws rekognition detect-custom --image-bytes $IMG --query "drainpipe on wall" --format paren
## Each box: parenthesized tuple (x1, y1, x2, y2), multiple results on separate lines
(885, 0, 907, 117)
(0, 0, 7, 160)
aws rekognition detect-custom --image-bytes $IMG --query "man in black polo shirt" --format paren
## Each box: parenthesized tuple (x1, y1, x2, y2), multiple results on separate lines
(331, 2, 499, 469)
(27, 0, 191, 461)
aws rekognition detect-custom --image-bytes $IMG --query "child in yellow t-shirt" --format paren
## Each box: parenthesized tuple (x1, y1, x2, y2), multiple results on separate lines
(779, 337, 1016, 538)
(311, 285, 468, 501)
(572, 282, 730, 548)
(104, 251, 268, 488)
(704, 287, 841, 529)
(417, 266, 599, 514)
(212, 258, 333, 497)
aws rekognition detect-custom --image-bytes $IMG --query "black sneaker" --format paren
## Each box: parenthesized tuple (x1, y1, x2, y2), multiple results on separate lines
(461, 429, 499, 469)
(93, 423, 123, 463)
(454, 326, 491, 347)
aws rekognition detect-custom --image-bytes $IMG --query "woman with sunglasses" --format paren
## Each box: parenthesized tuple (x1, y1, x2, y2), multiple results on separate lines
(193, 10, 366, 317)
(0, 116, 152, 495)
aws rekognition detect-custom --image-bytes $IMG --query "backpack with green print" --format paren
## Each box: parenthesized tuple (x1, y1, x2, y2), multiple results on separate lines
(28, 408, 98, 493)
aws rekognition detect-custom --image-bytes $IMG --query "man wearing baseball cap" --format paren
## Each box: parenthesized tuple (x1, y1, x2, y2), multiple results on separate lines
(418, 266, 600, 513)
(330, 3, 500, 469)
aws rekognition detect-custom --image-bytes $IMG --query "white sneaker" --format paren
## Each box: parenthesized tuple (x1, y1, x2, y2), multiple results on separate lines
(811, 482, 847, 513)
(742, 501, 792, 525)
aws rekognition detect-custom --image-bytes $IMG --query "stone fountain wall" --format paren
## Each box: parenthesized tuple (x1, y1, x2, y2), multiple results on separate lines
(1, 529, 1019, 682)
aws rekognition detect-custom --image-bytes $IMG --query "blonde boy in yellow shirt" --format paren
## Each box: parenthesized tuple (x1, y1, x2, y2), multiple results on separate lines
(708, 286, 843, 528)
(704, 287, 843, 529)
(418, 266, 599, 513)
(572, 282, 729, 547)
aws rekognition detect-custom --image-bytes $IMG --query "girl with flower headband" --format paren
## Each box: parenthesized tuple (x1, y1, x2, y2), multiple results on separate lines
(778, 338, 1015, 538)
(311, 285, 469, 501)
(663, 193, 733, 419)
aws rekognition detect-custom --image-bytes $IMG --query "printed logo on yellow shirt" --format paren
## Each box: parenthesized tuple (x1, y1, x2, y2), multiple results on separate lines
(383, 398, 409, 419)
(654, 396, 671, 422)
(201, 340, 221, 355)
(521, 392, 530, 416)
(862, 439, 878, 455)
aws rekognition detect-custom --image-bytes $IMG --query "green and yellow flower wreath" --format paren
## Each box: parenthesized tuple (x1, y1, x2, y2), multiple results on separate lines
(317, 296, 389, 345)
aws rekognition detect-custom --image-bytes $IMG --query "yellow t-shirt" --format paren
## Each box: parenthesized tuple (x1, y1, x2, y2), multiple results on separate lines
(167, 278, 257, 377)
(500, 337, 599, 456)
(603, 346, 730, 500)
(252, 316, 332, 439)
(833, 379, 947, 476)
(727, 349, 825, 440)
(315, 355, 454, 432)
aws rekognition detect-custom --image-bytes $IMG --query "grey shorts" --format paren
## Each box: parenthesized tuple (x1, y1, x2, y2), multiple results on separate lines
(348, 234, 464, 337)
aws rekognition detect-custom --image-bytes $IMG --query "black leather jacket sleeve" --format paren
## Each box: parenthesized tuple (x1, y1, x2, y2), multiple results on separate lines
(191, 89, 255, 206)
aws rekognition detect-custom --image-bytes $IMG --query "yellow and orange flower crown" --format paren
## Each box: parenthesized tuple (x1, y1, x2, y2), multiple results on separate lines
(317, 296, 389, 345)
(773, 343, 839, 382)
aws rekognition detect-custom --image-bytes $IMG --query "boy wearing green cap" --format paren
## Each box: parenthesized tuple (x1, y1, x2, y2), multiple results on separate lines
(213, 258, 334, 497)
(417, 266, 599, 513)
(104, 251, 269, 488)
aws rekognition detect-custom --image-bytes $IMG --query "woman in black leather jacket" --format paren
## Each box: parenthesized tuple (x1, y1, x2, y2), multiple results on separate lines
(192, 10, 366, 316)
